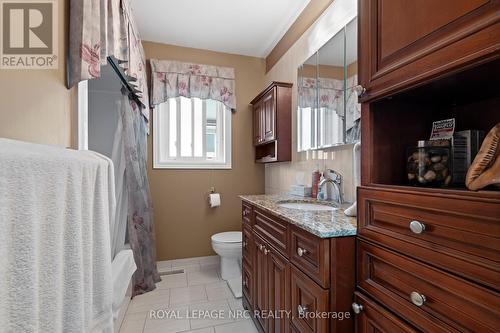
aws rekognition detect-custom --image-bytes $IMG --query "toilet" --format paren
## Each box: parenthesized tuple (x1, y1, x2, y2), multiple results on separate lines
(211, 231, 242, 298)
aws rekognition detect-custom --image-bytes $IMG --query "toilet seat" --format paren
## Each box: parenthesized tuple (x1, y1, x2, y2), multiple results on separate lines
(211, 231, 242, 243)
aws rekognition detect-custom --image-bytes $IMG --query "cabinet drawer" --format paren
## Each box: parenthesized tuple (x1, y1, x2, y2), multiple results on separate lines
(254, 208, 289, 257)
(357, 240, 500, 333)
(289, 225, 330, 288)
(242, 261, 253, 308)
(353, 292, 417, 333)
(290, 266, 329, 333)
(242, 202, 253, 225)
(358, 187, 500, 289)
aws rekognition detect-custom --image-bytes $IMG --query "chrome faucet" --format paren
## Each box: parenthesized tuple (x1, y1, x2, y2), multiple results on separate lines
(317, 169, 343, 204)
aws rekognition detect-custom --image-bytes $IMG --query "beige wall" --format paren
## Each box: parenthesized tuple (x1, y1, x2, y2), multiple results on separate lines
(142, 41, 266, 260)
(0, 0, 74, 147)
(264, 0, 358, 203)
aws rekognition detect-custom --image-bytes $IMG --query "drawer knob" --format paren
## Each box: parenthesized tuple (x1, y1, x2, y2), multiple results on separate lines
(410, 292, 426, 307)
(264, 248, 270, 255)
(258, 244, 264, 251)
(409, 220, 426, 234)
(242, 241, 247, 248)
(297, 247, 307, 257)
(351, 302, 363, 314)
(297, 304, 308, 316)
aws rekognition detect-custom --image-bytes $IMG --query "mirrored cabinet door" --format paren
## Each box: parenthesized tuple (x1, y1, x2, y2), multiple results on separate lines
(317, 27, 345, 148)
(297, 16, 360, 152)
(297, 53, 318, 151)
(345, 17, 360, 144)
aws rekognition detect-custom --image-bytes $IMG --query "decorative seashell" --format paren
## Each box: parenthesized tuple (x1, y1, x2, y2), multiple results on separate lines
(466, 123, 500, 191)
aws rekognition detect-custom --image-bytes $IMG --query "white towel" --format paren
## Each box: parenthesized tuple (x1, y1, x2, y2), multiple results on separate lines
(0, 139, 114, 333)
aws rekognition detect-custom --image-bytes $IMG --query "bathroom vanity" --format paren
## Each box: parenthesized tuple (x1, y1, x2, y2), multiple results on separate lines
(240, 195, 357, 333)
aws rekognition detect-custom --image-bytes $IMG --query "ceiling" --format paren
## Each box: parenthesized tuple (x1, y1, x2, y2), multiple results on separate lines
(305, 17, 357, 67)
(131, 0, 310, 58)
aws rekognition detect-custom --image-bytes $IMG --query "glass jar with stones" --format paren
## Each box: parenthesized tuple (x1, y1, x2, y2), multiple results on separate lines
(407, 144, 452, 187)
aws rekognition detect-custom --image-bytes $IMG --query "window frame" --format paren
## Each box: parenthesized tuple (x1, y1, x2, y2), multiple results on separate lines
(153, 97, 232, 169)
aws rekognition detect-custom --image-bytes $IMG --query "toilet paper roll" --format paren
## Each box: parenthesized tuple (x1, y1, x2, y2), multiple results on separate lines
(209, 193, 221, 208)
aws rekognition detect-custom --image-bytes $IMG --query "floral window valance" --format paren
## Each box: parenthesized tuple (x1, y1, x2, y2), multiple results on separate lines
(298, 76, 344, 112)
(150, 59, 237, 110)
(298, 75, 361, 131)
(67, 0, 149, 120)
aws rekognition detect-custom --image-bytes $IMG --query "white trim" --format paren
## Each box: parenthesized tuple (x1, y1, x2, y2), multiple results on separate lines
(77, 80, 89, 150)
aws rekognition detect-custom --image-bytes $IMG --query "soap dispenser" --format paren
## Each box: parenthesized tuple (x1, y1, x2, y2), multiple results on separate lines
(311, 165, 321, 198)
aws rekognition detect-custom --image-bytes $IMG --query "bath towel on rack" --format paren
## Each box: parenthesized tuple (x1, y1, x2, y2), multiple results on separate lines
(0, 139, 114, 333)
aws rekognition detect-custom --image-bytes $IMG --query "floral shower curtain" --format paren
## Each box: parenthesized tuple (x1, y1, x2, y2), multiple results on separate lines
(68, 0, 159, 296)
(118, 92, 160, 295)
(68, 0, 149, 118)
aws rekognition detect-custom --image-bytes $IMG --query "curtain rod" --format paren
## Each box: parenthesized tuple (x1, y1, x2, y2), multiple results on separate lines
(107, 56, 143, 107)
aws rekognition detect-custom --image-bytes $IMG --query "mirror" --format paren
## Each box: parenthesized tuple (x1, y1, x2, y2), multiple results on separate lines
(345, 18, 360, 144)
(297, 17, 359, 152)
(297, 52, 318, 151)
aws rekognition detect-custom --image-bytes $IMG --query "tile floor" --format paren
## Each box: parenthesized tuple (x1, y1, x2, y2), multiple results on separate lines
(119, 256, 259, 333)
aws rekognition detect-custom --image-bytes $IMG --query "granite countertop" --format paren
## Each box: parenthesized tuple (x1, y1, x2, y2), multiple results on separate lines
(239, 194, 357, 238)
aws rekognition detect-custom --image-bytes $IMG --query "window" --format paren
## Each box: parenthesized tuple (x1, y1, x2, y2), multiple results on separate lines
(153, 96, 231, 169)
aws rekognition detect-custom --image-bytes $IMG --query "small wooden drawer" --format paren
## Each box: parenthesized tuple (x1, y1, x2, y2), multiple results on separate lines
(242, 224, 253, 267)
(242, 202, 253, 225)
(290, 266, 329, 333)
(253, 208, 289, 257)
(353, 292, 417, 333)
(289, 225, 330, 288)
(242, 261, 254, 308)
(358, 186, 500, 290)
(357, 239, 500, 333)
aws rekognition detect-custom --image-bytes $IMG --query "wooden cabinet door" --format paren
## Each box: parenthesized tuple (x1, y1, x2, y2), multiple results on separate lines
(254, 235, 268, 331)
(353, 292, 417, 333)
(267, 247, 290, 333)
(262, 89, 276, 143)
(358, 0, 500, 101)
(290, 266, 329, 333)
(253, 101, 263, 145)
(242, 259, 254, 309)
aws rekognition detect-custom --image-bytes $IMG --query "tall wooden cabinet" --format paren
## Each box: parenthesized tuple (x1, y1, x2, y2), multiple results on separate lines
(354, 1, 500, 332)
(358, 0, 500, 102)
(250, 82, 292, 163)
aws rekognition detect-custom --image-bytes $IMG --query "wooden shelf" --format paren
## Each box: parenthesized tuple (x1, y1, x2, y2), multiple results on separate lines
(364, 183, 500, 201)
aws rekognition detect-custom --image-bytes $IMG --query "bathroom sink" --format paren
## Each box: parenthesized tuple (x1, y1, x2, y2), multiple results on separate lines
(277, 201, 338, 211)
